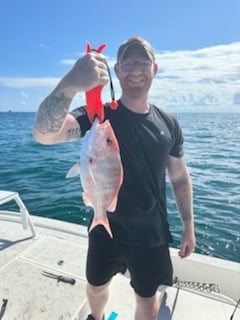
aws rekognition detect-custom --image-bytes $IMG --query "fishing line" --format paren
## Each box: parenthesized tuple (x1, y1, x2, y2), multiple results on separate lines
(90, 48, 118, 109)
(105, 62, 118, 109)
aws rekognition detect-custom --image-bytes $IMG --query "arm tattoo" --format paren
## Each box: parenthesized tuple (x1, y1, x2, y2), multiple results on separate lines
(35, 92, 71, 134)
(177, 199, 192, 222)
(65, 128, 81, 141)
(171, 176, 193, 222)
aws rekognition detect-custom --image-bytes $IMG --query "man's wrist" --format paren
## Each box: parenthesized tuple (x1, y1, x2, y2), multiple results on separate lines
(56, 74, 79, 99)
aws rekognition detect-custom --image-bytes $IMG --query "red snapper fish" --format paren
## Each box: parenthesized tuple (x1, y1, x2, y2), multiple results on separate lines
(67, 41, 122, 237)
(66, 117, 123, 238)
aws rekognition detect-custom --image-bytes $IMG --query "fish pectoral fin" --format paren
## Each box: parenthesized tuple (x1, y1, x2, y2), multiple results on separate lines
(107, 196, 118, 212)
(82, 192, 92, 206)
(66, 163, 80, 178)
(89, 217, 113, 238)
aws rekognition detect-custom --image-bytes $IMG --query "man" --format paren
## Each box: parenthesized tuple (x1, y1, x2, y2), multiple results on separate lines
(32, 36, 195, 320)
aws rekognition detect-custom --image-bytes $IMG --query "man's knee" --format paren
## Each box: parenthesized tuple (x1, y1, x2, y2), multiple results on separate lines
(135, 292, 162, 320)
(86, 281, 111, 298)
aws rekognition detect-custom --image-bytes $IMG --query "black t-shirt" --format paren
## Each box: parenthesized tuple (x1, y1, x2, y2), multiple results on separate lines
(71, 100, 184, 246)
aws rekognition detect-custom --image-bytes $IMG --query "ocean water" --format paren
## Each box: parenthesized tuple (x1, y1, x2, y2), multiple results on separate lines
(0, 111, 239, 263)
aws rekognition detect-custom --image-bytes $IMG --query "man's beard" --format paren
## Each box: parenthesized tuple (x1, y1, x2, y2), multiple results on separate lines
(120, 79, 151, 99)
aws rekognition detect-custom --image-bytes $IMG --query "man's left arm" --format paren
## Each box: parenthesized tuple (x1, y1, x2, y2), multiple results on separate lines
(167, 155, 196, 258)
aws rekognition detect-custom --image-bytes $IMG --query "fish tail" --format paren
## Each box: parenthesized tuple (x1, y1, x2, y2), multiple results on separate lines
(89, 217, 113, 238)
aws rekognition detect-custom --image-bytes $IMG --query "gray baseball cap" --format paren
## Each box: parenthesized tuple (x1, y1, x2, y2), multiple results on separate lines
(117, 36, 155, 63)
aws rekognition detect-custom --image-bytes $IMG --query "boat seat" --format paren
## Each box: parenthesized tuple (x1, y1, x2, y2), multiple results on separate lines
(0, 190, 37, 238)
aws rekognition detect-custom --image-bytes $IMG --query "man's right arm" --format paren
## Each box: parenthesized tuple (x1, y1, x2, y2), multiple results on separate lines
(32, 85, 80, 145)
(32, 52, 109, 145)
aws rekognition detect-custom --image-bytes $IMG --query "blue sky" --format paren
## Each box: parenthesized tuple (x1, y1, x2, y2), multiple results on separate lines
(0, 0, 240, 112)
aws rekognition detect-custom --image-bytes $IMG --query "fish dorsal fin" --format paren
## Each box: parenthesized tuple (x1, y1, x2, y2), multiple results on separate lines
(107, 195, 118, 212)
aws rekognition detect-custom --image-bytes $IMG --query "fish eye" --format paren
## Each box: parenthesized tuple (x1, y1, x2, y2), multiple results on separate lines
(106, 137, 113, 145)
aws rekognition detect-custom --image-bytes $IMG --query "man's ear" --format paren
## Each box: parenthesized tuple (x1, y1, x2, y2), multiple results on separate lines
(114, 63, 119, 77)
(153, 63, 158, 76)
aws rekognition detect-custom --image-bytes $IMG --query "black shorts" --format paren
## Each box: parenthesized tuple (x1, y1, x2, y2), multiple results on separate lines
(86, 226, 173, 298)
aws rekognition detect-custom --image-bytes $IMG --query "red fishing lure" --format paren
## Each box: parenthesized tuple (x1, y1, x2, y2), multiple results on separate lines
(85, 41, 118, 123)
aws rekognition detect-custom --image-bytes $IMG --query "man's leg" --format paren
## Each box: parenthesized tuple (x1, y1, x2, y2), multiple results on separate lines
(86, 280, 111, 320)
(134, 291, 163, 320)
(86, 227, 118, 320)
(124, 243, 172, 320)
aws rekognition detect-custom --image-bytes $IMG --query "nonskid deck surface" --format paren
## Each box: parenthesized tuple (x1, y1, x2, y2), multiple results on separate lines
(0, 214, 239, 320)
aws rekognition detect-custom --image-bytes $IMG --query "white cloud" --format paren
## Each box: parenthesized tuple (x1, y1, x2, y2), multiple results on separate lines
(150, 42, 240, 109)
(60, 55, 116, 68)
(21, 91, 29, 98)
(0, 77, 59, 88)
(0, 42, 240, 112)
(39, 43, 50, 49)
(60, 59, 76, 66)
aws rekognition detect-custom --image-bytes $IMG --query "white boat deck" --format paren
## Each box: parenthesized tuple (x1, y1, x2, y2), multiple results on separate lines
(0, 201, 240, 319)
